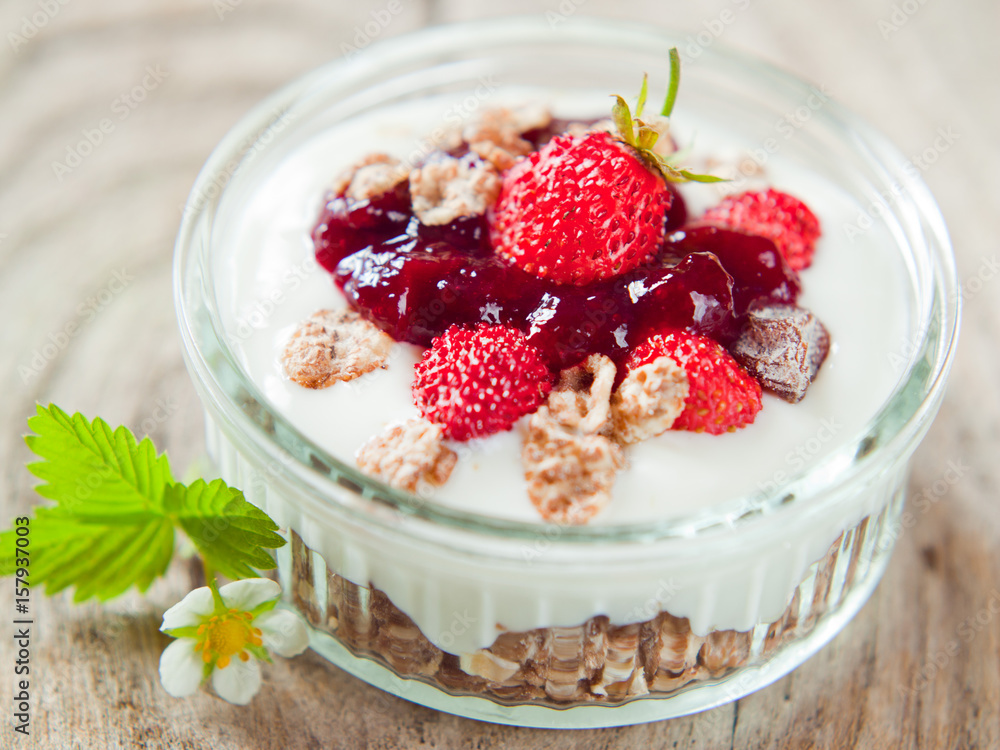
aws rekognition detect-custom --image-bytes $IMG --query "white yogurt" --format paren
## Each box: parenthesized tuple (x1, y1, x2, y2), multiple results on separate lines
(217, 93, 910, 527)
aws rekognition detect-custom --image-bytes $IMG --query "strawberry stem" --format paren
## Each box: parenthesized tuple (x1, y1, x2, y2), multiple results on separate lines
(661, 48, 681, 117)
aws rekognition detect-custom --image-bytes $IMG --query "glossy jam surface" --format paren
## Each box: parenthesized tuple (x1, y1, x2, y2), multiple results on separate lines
(313, 177, 799, 369)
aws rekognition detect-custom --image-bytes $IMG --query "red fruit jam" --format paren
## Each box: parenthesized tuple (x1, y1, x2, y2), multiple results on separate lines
(312, 178, 799, 370)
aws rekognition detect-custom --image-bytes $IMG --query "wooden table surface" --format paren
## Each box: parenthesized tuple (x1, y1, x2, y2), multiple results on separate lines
(1, 0, 997, 747)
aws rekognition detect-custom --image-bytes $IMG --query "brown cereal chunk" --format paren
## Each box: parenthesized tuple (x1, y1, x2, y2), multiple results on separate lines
(369, 588, 443, 677)
(731, 304, 830, 403)
(522, 408, 625, 525)
(651, 614, 704, 675)
(547, 354, 616, 435)
(356, 418, 458, 493)
(592, 622, 648, 698)
(697, 629, 752, 675)
(470, 141, 522, 173)
(461, 104, 552, 171)
(282, 308, 393, 388)
(409, 153, 501, 226)
(459, 649, 521, 684)
(331, 153, 408, 201)
(610, 356, 689, 444)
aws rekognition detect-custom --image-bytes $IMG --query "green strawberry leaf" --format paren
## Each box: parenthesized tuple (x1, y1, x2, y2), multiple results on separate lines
(0, 404, 285, 602)
(165, 479, 284, 581)
(25, 404, 174, 518)
(0, 504, 175, 602)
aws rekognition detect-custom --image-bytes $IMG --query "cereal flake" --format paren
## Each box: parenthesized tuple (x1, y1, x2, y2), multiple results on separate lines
(523, 408, 625, 525)
(355, 418, 458, 493)
(282, 308, 393, 388)
(610, 356, 689, 444)
(546, 354, 616, 435)
(459, 649, 521, 684)
(331, 153, 408, 201)
(461, 104, 552, 171)
(409, 153, 501, 226)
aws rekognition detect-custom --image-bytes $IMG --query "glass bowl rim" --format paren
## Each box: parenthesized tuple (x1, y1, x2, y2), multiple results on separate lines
(173, 15, 961, 545)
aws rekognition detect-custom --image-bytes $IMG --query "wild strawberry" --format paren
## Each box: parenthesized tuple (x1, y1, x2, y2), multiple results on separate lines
(701, 189, 821, 271)
(413, 323, 552, 441)
(488, 131, 672, 285)
(488, 49, 721, 286)
(624, 330, 762, 434)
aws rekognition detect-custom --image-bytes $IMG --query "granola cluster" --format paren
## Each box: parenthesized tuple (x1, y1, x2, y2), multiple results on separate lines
(522, 355, 624, 524)
(281, 308, 393, 388)
(330, 104, 549, 224)
(355, 418, 458, 493)
(610, 356, 689, 445)
(546, 354, 616, 435)
(457, 104, 551, 171)
(409, 153, 501, 226)
(522, 407, 625, 525)
(331, 153, 408, 201)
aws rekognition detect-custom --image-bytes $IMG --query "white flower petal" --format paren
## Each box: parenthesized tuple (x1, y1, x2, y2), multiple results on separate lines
(159, 639, 204, 698)
(161, 587, 215, 631)
(211, 657, 261, 705)
(219, 578, 281, 613)
(255, 609, 310, 658)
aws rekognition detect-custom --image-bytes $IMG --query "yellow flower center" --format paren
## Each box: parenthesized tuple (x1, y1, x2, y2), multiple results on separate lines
(194, 609, 263, 669)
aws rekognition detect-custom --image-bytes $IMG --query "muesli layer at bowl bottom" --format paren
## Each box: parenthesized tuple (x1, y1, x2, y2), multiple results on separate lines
(282, 503, 895, 706)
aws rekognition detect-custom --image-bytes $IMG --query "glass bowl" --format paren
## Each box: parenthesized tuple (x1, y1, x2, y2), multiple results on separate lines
(173, 17, 959, 728)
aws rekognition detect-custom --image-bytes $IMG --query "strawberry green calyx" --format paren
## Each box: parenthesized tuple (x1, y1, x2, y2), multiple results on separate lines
(610, 48, 724, 184)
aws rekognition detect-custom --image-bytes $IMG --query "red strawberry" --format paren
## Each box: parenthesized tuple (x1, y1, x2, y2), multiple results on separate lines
(625, 330, 762, 434)
(488, 51, 722, 286)
(413, 323, 552, 441)
(488, 130, 672, 286)
(702, 189, 821, 271)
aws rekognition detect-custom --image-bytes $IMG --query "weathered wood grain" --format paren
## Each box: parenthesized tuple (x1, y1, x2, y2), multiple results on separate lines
(0, 0, 997, 747)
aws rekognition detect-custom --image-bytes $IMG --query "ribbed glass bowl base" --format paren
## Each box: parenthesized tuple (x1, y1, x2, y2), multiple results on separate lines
(276, 499, 900, 727)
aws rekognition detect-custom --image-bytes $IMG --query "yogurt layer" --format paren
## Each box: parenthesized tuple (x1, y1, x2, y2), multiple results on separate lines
(217, 92, 912, 526)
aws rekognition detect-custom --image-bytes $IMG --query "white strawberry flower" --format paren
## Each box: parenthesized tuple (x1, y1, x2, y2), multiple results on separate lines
(158, 578, 309, 705)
